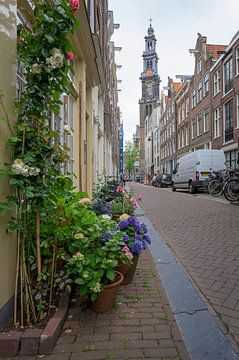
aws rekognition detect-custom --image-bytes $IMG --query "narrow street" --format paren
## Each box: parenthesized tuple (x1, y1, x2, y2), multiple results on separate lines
(130, 182, 239, 350)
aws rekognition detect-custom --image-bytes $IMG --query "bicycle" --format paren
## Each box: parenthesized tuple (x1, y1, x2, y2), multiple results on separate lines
(223, 172, 239, 202)
(207, 170, 230, 196)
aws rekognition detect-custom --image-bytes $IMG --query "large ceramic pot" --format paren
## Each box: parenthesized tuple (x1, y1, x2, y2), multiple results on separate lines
(116, 254, 140, 285)
(90, 271, 124, 313)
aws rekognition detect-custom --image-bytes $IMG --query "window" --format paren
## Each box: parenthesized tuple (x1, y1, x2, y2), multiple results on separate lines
(213, 70, 220, 95)
(204, 72, 209, 96)
(192, 87, 196, 108)
(185, 126, 189, 145)
(203, 107, 209, 132)
(181, 128, 184, 148)
(224, 99, 233, 142)
(197, 81, 202, 103)
(236, 47, 239, 75)
(224, 58, 233, 94)
(186, 97, 189, 116)
(225, 150, 237, 171)
(16, 13, 26, 99)
(197, 58, 201, 74)
(178, 131, 181, 149)
(192, 118, 197, 139)
(182, 102, 185, 120)
(178, 106, 181, 124)
(64, 94, 74, 173)
(237, 93, 239, 128)
(197, 112, 203, 135)
(214, 107, 221, 138)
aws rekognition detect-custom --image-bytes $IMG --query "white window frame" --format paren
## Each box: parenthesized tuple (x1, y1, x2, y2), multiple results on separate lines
(192, 118, 197, 139)
(203, 107, 209, 133)
(181, 128, 184, 148)
(236, 47, 239, 76)
(224, 57, 233, 95)
(186, 97, 189, 116)
(237, 92, 239, 128)
(204, 72, 209, 96)
(213, 70, 220, 96)
(185, 126, 189, 145)
(192, 87, 196, 108)
(197, 81, 202, 103)
(197, 112, 202, 135)
(214, 107, 221, 138)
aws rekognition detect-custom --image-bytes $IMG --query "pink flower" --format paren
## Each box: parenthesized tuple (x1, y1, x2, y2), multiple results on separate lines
(67, 51, 73, 60)
(123, 246, 130, 252)
(116, 185, 125, 193)
(70, 0, 79, 11)
(137, 193, 143, 201)
(130, 198, 138, 208)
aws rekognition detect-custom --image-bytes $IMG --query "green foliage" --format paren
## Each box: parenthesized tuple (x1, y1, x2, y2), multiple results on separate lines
(65, 225, 128, 301)
(124, 141, 138, 176)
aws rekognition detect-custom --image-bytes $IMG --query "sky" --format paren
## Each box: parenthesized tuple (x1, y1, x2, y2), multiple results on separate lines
(108, 0, 239, 142)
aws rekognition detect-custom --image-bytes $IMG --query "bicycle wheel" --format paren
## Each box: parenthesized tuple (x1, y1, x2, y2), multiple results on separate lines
(224, 179, 239, 202)
(208, 180, 222, 196)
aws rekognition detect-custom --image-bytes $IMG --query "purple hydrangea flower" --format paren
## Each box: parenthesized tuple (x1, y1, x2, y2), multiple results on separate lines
(102, 232, 111, 243)
(134, 223, 141, 233)
(127, 216, 137, 225)
(117, 220, 129, 230)
(135, 234, 142, 242)
(130, 240, 143, 255)
(141, 239, 148, 249)
(139, 223, 147, 234)
(143, 235, 151, 244)
(123, 234, 130, 242)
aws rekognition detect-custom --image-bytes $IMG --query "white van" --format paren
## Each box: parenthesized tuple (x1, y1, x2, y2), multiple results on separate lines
(172, 149, 225, 194)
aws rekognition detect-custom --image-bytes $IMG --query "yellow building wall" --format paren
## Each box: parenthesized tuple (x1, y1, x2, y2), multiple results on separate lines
(0, 0, 17, 314)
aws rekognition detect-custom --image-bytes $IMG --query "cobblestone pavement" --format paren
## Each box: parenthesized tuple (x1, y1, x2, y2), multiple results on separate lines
(9, 250, 189, 360)
(130, 183, 239, 352)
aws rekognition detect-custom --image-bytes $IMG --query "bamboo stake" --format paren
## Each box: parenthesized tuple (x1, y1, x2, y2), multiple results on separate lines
(23, 261, 37, 323)
(48, 244, 56, 315)
(20, 254, 24, 327)
(36, 211, 41, 275)
(14, 229, 21, 327)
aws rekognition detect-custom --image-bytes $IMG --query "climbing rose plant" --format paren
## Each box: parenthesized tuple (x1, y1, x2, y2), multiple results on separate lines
(0, 0, 80, 326)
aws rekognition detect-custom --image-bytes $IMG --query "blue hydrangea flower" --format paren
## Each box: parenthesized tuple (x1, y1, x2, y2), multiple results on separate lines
(117, 220, 129, 230)
(127, 216, 137, 226)
(102, 232, 111, 243)
(141, 239, 148, 249)
(134, 223, 141, 233)
(123, 234, 130, 242)
(143, 235, 151, 244)
(130, 240, 143, 254)
(139, 223, 147, 234)
(135, 234, 142, 242)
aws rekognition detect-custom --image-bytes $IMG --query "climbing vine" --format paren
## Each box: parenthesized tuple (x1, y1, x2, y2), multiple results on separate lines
(0, 0, 80, 326)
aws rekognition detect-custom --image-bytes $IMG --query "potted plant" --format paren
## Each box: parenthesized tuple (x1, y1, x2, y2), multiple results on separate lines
(113, 215, 151, 285)
(111, 186, 138, 217)
(64, 218, 129, 312)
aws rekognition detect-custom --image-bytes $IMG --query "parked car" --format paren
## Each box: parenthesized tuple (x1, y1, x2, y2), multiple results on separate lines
(172, 149, 225, 194)
(154, 174, 172, 188)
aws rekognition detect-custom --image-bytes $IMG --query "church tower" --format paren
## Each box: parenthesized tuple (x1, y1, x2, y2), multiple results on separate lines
(139, 21, 160, 179)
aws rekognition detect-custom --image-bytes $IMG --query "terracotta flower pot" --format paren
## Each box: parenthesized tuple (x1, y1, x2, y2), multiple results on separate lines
(89, 271, 124, 313)
(112, 214, 121, 220)
(116, 254, 140, 285)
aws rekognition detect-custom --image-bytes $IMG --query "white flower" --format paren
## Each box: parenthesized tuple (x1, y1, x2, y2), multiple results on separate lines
(12, 159, 25, 175)
(31, 63, 42, 74)
(72, 252, 84, 261)
(46, 48, 64, 70)
(101, 214, 111, 220)
(21, 165, 30, 176)
(29, 167, 41, 176)
(79, 198, 91, 205)
(64, 125, 73, 135)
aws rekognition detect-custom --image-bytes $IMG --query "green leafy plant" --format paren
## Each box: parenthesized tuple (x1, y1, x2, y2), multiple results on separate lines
(65, 229, 130, 301)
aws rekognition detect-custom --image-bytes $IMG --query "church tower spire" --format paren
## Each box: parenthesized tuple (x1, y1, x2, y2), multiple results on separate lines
(139, 23, 160, 180)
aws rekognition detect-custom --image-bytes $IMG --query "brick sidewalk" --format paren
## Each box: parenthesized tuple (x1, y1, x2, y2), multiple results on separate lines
(48, 250, 189, 360)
